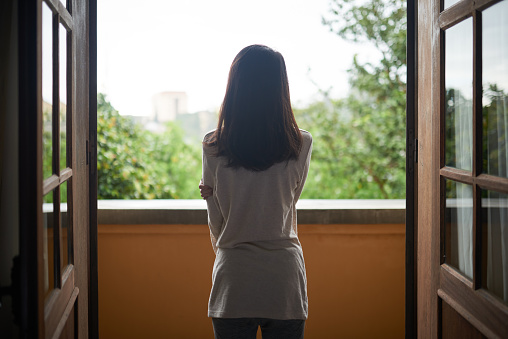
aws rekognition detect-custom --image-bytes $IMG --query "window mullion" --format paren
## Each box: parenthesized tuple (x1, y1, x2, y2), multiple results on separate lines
(52, 10, 63, 287)
(472, 9, 483, 290)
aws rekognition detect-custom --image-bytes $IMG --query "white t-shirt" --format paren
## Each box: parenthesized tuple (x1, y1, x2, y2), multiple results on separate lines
(202, 129, 312, 320)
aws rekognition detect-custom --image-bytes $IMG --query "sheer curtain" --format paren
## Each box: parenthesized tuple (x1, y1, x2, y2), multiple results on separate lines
(486, 93, 508, 303)
(453, 89, 474, 279)
(483, 0, 508, 303)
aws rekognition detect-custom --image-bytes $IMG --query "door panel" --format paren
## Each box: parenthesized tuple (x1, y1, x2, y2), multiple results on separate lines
(417, 0, 508, 337)
(18, 0, 91, 336)
(441, 300, 486, 339)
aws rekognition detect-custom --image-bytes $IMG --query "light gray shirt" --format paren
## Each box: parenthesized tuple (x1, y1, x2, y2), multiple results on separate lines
(202, 129, 312, 320)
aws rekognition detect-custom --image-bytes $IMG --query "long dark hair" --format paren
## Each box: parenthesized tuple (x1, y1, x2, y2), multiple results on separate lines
(204, 44, 302, 171)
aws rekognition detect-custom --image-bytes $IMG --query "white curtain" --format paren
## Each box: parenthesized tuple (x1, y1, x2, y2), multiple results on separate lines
(486, 94, 508, 303)
(453, 89, 474, 279)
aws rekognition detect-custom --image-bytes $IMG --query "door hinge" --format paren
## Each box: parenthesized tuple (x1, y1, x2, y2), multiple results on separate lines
(86, 140, 89, 165)
(414, 138, 418, 163)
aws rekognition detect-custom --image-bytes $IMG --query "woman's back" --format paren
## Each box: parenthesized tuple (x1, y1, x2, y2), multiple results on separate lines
(203, 129, 312, 250)
(203, 129, 312, 320)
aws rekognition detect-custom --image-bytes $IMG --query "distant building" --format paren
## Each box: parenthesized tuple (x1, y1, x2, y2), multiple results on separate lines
(152, 91, 188, 122)
(149, 91, 218, 142)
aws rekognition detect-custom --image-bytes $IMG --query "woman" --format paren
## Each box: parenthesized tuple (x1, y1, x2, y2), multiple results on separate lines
(200, 44, 312, 339)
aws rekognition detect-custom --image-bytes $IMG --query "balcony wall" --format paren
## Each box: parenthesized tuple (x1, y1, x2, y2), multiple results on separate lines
(98, 200, 405, 339)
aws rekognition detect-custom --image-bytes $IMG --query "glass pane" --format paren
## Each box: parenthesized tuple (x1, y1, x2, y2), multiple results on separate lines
(59, 23, 68, 170)
(444, 0, 460, 10)
(43, 192, 55, 301)
(445, 19, 473, 171)
(42, 2, 53, 179)
(482, 190, 508, 304)
(483, 1, 508, 178)
(445, 180, 473, 279)
(60, 180, 72, 269)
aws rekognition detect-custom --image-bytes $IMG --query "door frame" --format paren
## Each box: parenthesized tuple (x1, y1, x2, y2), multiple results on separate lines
(405, 0, 418, 338)
(18, 0, 43, 336)
(88, 0, 98, 336)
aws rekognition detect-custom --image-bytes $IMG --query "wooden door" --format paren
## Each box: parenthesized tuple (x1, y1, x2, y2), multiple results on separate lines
(417, 0, 508, 337)
(18, 0, 95, 337)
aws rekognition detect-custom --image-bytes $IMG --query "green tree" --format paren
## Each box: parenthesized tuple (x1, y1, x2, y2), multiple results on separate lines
(143, 122, 202, 199)
(297, 0, 406, 199)
(97, 93, 201, 199)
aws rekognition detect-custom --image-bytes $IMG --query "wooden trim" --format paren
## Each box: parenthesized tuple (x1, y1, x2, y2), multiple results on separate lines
(60, 167, 72, 181)
(66, 26, 72, 169)
(51, 287, 79, 339)
(440, 167, 472, 184)
(440, 168, 508, 192)
(44, 265, 75, 338)
(473, 184, 482, 289)
(441, 263, 473, 288)
(438, 289, 500, 339)
(44, 0, 73, 30)
(44, 174, 60, 195)
(43, 168, 72, 195)
(58, 5, 73, 31)
(72, 0, 91, 335)
(440, 178, 447, 265)
(472, 11, 482, 179)
(19, 0, 44, 335)
(439, 0, 472, 30)
(481, 199, 489, 288)
(440, 29, 446, 169)
(53, 185, 61, 288)
(417, 0, 442, 334)
(474, 0, 504, 11)
(475, 174, 508, 193)
(67, 176, 74, 265)
(440, 266, 508, 338)
(472, 9, 482, 291)
(439, 0, 503, 29)
(52, 10, 59, 179)
(52, 11, 63, 288)
(405, 0, 418, 336)
(88, 0, 99, 336)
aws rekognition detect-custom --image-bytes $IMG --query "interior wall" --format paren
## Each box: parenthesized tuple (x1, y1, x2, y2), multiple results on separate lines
(98, 223, 405, 339)
(0, 0, 20, 337)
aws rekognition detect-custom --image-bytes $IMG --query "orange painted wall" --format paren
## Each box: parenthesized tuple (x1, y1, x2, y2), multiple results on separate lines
(98, 223, 405, 339)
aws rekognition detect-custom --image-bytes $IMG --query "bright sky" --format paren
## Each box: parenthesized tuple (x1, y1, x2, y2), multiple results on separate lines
(97, 0, 380, 116)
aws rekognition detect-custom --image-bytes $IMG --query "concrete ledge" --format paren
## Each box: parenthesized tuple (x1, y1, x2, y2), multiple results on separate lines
(98, 199, 406, 225)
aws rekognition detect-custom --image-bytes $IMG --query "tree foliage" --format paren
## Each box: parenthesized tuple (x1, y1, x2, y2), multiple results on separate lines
(296, 0, 407, 199)
(94, 0, 408, 200)
(97, 93, 201, 199)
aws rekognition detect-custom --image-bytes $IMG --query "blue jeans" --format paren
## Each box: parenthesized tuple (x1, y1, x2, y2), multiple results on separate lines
(212, 318, 305, 339)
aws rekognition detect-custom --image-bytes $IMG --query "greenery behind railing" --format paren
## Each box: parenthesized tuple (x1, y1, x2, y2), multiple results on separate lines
(42, 0, 506, 200)
(92, 0, 408, 200)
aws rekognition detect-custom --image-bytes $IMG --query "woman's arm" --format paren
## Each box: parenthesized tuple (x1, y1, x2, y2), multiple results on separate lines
(294, 136, 313, 202)
(202, 150, 224, 254)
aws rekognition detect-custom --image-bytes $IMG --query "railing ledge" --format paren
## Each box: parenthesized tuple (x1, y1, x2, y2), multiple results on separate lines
(97, 199, 405, 225)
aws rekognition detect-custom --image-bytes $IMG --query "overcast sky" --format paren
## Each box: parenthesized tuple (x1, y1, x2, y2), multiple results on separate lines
(97, 0, 380, 116)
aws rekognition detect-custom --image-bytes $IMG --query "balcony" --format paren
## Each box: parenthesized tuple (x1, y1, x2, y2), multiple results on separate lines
(98, 199, 405, 338)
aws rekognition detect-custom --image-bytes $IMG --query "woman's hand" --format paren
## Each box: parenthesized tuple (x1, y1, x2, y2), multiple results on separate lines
(199, 180, 213, 200)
